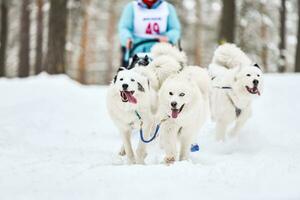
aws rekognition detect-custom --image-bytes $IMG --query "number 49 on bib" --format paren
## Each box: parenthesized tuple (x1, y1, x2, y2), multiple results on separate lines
(145, 22, 160, 35)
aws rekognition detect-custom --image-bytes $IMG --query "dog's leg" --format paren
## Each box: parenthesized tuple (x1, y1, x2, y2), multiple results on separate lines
(179, 134, 192, 161)
(215, 120, 229, 141)
(135, 122, 152, 164)
(179, 125, 200, 161)
(121, 129, 135, 164)
(136, 143, 147, 164)
(118, 145, 126, 156)
(163, 126, 178, 165)
(229, 109, 251, 138)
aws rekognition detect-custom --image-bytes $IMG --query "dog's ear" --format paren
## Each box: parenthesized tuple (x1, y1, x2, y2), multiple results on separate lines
(137, 55, 150, 66)
(143, 55, 150, 66)
(117, 67, 126, 72)
(128, 55, 139, 70)
(147, 79, 150, 90)
(113, 74, 117, 83)
(132, 54, 139, 62)
(114, 67, 126, 82)
(137, 82, 145, 92)
(254, 63, 261, 69)
(145, 55, 150, 65)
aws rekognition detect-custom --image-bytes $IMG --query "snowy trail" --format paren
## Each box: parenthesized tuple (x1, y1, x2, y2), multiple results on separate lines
(0, 73, 300, 200)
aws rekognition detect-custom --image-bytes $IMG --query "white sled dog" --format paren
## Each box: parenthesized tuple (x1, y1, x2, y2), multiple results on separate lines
(107, 69, 157, 164)
(107, 43, 185, 164)
(209, 43, 263, 141)
(157, 66, 210, 164)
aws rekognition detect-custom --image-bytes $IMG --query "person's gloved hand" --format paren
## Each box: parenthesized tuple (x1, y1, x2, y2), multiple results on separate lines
(158, 36, 169, 43)
(126, 39, 132, 49)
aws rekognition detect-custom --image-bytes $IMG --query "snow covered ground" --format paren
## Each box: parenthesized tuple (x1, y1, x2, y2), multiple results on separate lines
(0, 73, 300, 200)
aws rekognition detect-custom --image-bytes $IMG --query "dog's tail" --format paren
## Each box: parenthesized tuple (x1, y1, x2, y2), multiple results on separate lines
(148, 55, 182, 88)
(151, 43, 187, 66)
(211, 43, 252, 69)
(181, 66, 211, 101)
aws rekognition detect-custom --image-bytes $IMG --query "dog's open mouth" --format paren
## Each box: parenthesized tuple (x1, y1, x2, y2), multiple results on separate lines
(120, 91, 137, 104)
(171, 104, 185, 119)
(246, 86, 260, 96)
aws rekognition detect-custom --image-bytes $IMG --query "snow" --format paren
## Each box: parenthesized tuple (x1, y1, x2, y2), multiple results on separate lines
(1, 73, 300, 200)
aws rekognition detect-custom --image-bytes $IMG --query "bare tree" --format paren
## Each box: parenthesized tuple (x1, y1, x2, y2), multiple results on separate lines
(35, 0, 44, 74)
(296, 0, 300, 72)
(260, 2, 268, 71)
(279, 0, 287, 72)
(0, 0, 8, 77)
(19, 0, 31, 77)
(78, 0, 90, 84)
(219, 0, 236, 43)
(237, 0, 250, 50)
(44, 0, 68, 74)
(105, 0, 117, 84)
(193, 0, 202, 66)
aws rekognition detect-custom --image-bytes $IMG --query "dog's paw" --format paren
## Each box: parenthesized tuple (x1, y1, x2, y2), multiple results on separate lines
(118, 149, 126, 156)
(135, 154, 146, 164)
(179, 155, 189, 161)
(164, 156, 176, 165)
(127, 158, 136, 165)
(136, 157, 145, 165)
(135, 149, 147, 165)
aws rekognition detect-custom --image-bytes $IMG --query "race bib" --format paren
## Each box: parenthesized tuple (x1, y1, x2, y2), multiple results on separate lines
(133, 1, 169, 38)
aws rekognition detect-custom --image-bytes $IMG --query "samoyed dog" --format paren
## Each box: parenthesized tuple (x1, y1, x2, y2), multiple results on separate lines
(209, 43, 263, 141)
(107, 69, 157, 164)
(107, 43, 186, 164)
(157, 66, 210, 164)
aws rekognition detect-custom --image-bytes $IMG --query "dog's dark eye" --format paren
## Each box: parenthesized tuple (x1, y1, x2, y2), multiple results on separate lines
(257, 74, 260, 77)
(120, 78, 123, 81)
(179, 93, 185, 97)
(246, 74, 251, 77)
(131, 79, 135, 82)
(169, 92, 173, 96)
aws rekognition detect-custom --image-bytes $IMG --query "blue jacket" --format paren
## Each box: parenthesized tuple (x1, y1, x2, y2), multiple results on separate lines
(118, 0, 181, 55)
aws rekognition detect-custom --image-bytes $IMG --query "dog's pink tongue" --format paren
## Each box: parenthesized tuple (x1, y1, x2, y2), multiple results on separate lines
(257, 90, 261, 96)
(254, 87, 261, 96)
(125, 92, 137, 104)
(171, 110, 179, 118)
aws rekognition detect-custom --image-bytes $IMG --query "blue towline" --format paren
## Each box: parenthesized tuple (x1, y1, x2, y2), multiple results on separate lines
(135, 110, 199, 152)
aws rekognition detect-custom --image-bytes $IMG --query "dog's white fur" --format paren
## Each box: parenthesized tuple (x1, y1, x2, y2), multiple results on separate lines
(157, 66, 210, 164)
(133, 43, 186, 91)
(107, 69, 156, 164)
(209, 43, 263, 141)
(107, 43, 185, 164)
(151, 43, 187, 66)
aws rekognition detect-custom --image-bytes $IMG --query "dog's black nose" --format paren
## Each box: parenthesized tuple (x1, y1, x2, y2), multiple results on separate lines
(122, 84, 128, 90)
(253, 79, 259, 86)
(171, 102, 177, 108)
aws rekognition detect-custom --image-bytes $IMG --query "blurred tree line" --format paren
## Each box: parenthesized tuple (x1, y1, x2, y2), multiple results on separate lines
(0, 0, 300, 84)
